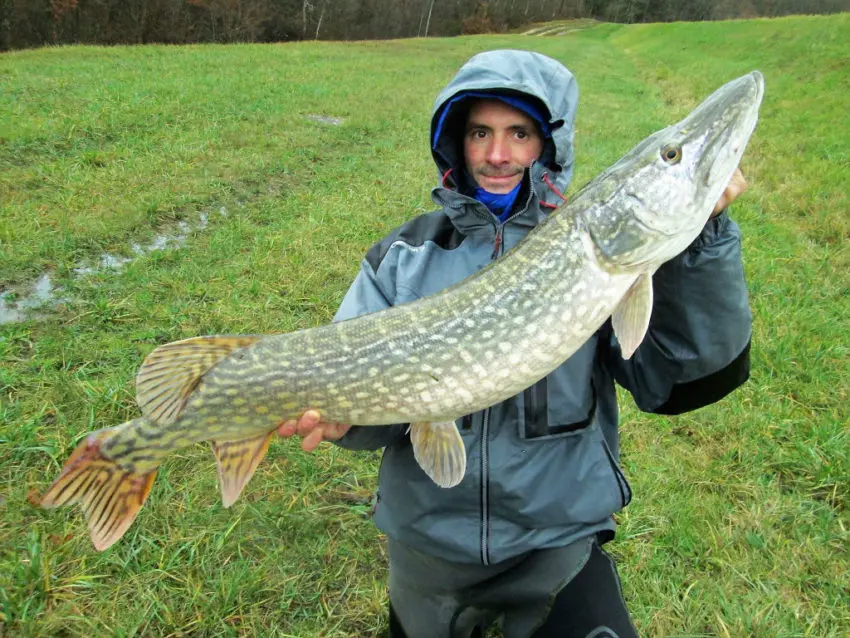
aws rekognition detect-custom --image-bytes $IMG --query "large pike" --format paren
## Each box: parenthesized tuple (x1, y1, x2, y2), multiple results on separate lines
(42, 71, 764, 550)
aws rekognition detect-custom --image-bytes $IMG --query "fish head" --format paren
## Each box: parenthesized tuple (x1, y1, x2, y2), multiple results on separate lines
(582, 71, 764, 271)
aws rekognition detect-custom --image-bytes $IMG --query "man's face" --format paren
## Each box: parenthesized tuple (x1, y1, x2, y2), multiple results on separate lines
(464, 99, 544, 194)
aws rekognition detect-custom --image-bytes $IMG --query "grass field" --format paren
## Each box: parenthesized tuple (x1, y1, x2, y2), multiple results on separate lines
(1, 13, 848, 637)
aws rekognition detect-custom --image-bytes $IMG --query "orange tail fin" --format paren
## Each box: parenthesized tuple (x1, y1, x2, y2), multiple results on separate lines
(41, 431, 157, 551)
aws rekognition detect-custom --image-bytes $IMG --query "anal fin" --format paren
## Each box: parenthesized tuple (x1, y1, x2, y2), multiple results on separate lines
(41, 432, 157, 551)
(212, 432, 275, 507)
(409, 421, 467, 488)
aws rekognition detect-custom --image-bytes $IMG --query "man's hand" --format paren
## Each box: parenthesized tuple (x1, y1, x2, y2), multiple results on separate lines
(276, 410, 352, 452)
(712, 168, 748, 216)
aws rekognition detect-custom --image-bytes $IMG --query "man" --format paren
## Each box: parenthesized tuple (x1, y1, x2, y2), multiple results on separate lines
(278, 50, 751, 637)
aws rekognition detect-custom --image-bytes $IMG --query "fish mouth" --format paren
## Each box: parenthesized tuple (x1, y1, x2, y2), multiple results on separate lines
(639, 70, 764, 240)
(693, 71, 764, 198)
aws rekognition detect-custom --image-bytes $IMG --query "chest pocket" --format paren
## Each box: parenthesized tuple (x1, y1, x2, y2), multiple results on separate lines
(520, 337, 598, 440)
(391, 235, 490, 306)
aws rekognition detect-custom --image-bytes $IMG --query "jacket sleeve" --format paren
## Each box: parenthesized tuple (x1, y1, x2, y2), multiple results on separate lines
(331, 257, 409, 450)
(607, 210, 752, 414)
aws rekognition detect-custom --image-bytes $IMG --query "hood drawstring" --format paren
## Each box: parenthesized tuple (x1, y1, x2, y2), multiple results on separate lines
(541, 172, 567, 209)
(441, 168, 455, 189)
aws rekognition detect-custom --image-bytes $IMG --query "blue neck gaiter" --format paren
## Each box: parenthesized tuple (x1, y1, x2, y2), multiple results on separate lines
(474, 180, 523, 223)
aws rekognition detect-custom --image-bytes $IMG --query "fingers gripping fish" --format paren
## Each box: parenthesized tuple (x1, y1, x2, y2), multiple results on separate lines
(41, 71, 764, 551)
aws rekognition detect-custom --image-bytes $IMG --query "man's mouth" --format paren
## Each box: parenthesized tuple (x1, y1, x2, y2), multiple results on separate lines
(480, 170, 521, 179)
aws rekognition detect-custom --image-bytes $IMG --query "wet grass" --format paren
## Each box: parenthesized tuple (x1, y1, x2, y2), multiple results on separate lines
(2, 13, 849, 637)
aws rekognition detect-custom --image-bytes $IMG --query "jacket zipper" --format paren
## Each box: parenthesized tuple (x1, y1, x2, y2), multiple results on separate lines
(480, 175, 538, 564)
(490, 227, 504, 259)
(480, 408, 491, 565)
(490, 177, 538, 259)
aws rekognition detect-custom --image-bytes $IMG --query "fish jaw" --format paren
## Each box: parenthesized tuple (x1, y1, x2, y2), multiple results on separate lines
(581, 71, 764, 272)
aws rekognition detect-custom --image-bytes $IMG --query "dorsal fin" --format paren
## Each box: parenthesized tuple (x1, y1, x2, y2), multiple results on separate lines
(136, 335, 262, 423)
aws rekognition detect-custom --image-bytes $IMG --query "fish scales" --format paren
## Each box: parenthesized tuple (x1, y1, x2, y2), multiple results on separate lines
(41, 71, 764, 550)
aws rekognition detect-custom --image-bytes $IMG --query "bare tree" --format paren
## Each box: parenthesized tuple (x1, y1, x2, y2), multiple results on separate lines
(314, 0, 325, 39)
(424, 0, 436, 36)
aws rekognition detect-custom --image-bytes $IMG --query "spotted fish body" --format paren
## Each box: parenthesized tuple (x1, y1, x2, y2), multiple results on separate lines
(42, 71, 764, 551)
(118, 220, 633, 451)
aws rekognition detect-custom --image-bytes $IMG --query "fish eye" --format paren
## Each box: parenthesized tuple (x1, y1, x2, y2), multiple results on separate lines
(661, 145, 682, 164)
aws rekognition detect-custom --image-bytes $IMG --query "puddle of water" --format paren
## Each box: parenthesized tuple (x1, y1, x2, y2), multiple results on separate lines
(2, 206, 229, 325)
(75, 253, 134, 276)
(306, 114, 344, 126)
(0, 274, 66, 325)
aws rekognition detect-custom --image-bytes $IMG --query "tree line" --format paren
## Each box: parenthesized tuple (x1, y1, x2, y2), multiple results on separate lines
(2, 0, 848, 50)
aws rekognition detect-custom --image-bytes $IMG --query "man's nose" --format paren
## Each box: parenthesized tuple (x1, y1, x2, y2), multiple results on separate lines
(487, 135, 510, 164)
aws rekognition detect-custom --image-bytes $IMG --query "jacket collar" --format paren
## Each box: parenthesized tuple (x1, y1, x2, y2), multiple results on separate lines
(430, 161, 562, 237)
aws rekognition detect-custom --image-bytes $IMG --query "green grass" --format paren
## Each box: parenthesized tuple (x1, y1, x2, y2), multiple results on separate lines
(2, 14, 848, 636)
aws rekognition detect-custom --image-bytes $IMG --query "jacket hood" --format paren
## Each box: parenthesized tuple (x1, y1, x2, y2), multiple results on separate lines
(430, 49, 579, 215)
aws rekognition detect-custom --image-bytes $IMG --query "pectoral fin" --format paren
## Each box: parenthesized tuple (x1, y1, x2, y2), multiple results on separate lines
(612, 274, 653, 360)
(211, 432, 275, 507)
(136, 335, 262, 424)
(409, 421, 467, 488)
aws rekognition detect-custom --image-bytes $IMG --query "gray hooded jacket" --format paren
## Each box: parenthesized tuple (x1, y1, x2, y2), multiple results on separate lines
(333, 50, 752, 566)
